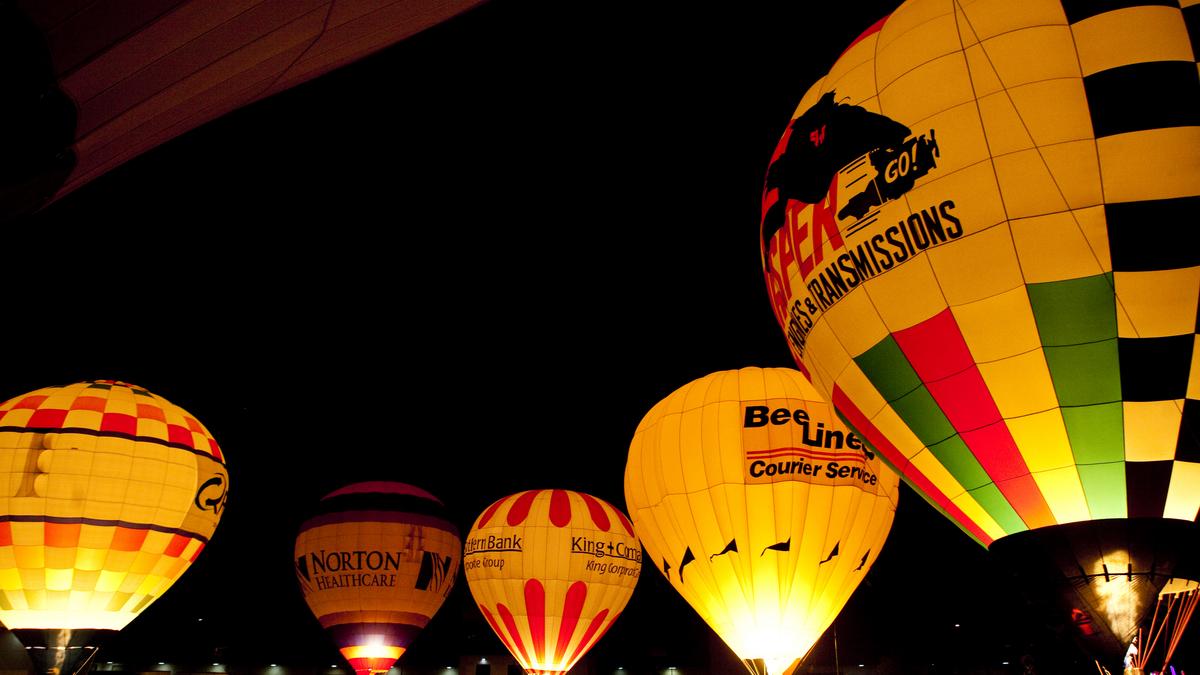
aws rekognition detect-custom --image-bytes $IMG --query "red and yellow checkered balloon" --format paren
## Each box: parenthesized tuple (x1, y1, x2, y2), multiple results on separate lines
(0, 381, 227, 630)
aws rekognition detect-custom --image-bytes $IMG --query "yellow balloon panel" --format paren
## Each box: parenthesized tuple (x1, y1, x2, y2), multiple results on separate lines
(760, 0, 1200, 547)
(464, 490, 640, 675)
(0, 381, 227, 629)
(294, 482, 460, 675)
(625, 368, 898, 674)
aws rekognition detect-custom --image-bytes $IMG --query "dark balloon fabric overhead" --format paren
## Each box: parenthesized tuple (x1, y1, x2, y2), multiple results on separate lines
(1, 0, 483, 219)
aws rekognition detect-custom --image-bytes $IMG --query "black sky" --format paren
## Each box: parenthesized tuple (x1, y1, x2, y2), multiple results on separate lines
(6, 1, 1115, 672)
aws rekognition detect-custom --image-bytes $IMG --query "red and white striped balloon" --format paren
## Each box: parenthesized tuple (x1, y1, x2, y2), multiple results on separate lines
(464, 490, 641, 674)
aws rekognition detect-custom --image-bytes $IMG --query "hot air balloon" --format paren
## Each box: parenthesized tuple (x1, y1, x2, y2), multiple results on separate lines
(0, 0, 484, 219)
(759, 0, 1200, 664)
(294, 482, 460, 675)
(624, 367, 899, 675)
(464, 490, 640, 675)
(0, 380, 228, 675)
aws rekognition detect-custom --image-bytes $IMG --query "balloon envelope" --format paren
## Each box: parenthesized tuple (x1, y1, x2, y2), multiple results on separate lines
(759, 0, 1199, 659)
(625, 367, 898, 675)
(294, 482, 460, 675)
(464, 490, 640, 675)
(0, 380, 227, 629)
(0, 380, 228, 672)
(2, 0, 484, 217)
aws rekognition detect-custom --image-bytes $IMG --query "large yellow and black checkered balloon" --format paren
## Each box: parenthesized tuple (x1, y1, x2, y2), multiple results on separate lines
(761, 0, 1199, 548)
(0, 381, 227, 630)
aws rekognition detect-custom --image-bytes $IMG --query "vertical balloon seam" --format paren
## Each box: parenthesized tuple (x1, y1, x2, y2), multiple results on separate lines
(786, 368, 832, 647)
(808, 462, 867, 640)
(679, 385, 743, 639)
(753, 367, 787, 636)
(706, 370, 755, 637)
(569, 568, 609, 672)
(657, 379, 726, 631)
(576, 492, 634, 672)
(817, 6, 988, 540)
(949, 0, 1110, 532)
(902, 17, 1027, 530)
(647, 375, 721, 653)
(949, 3, 1065, 532)
(559, 494, 597, 667)
(776, 406, 807, 643)
(719, 370, 753, 644)
(763, 367, 796, 632)
(814, 398, 864, 641)
(768, 367, 796, 638)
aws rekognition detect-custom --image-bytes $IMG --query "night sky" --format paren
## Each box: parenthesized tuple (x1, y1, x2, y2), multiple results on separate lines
(7, 1, 1112, 672)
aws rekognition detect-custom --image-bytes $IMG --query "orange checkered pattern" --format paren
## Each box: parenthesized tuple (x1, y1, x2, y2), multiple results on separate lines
(0, 380, 223, 461)
(0, 381, 227, 630)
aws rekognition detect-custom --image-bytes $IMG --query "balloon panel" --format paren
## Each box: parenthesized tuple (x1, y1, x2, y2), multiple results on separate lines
(8, 0, 485, 209)
(759, 0, 1200, 548)
(295, 482, 460, 675)
(625, 368, 898, 673)
(0, 381, 227, 629)
(464, 490, 640, 675)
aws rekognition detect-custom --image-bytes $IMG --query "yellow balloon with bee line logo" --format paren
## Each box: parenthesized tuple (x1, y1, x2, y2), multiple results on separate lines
(625, 367, 898, 675)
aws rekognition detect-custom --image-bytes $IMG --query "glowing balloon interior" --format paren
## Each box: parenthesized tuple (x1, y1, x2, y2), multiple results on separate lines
(464, 490, 640, 675)
(294, 482, 460, 675)
(625, 368, 899, 675)
(758, 0, 1199, 659)
(0, 380, 227, 630)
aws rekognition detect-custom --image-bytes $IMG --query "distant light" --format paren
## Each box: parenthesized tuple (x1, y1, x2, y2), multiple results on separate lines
(270, 665, 278, 668)
(1002, 662, 1009, 666)
(954, 623, 960, 628)
(158, 663, 165, 666)
(198, 618, 204, 622)
(480, 659, 488, 665)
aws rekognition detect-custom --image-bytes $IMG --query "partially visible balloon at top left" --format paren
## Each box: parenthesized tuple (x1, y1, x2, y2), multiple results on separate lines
(0, 380, 229, 632)
(0, 0, 485, 220)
